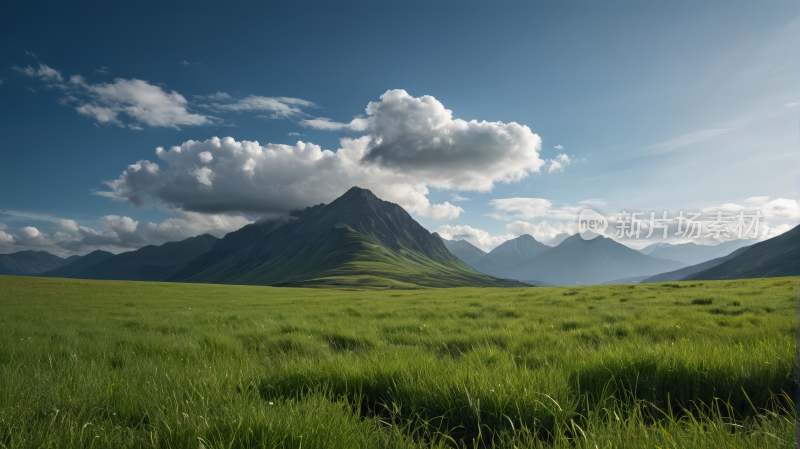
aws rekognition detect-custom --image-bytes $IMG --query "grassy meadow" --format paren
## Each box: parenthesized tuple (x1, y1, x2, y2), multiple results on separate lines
(0, 275, 796, 448)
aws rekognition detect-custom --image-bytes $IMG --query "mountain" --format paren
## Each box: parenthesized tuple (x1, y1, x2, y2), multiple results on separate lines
(601, 276, 651, 285)
(471, 234, 549, 278)
(639, 246, 751, 283)
(165, 187, 526, 288)
(37, 250, 115, 278)
(436, 235, 486, 266)
(504, 233, 687, 286)
(647, 239, 753, 265)
(546, 233, 570, 246)
(65, 235, 218, 281)
(0, 250, 72, 275)
(684, 225, 800, 281)
(638, 242, 672, 255)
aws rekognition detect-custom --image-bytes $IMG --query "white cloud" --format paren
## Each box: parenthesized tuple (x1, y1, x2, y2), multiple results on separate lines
(483, 213, 513, 221)
(300, 116, 370, 131)
(505, 220, 574, 244)
(288, 132, 305, 136)
(25, 50, 37, 59)
(101, 215, 138, 234)
(69, 78, 214, 129)
(13, 63, 63, 82)
(0, 221, 6, 229)
(579, 198, 608, 207)
(194, 92, 231, 101)
(451, 193, 471, 202)
(554, 145, 564, 150)
(761, 198, 800, 220)
(95, 67, 111, 74)
(436, 220, 574, 251)
(0, 211, 252, 257)
(489, 197, 578, 221)
(547, 153, 571, 173)
(359, 90, 545, 191)
(192, 167, 215, 187)
(745, 196, 770, 204)
(0, 230, 13, 244)
(435, 225, 512, 252)
(198, 151, 213, 163)
(95, 91, 547, 221)
(210, 95, 318, 119)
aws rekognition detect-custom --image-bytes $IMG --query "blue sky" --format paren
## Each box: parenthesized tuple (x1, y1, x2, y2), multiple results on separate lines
(0, 0, 797, 256)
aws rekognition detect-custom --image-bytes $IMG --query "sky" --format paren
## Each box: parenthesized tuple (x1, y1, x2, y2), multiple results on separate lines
(0, 0, 798, 257)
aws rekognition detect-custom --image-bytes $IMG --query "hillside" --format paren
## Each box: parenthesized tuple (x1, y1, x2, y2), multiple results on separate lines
(37, 250, 115, 278)
(505, 233, 686, 286)
(685, 225, 800, 281)
(640, 246, 750, 283)
(65, 235, 218, 281)
(0, 250, 74, 275)
(165, 187, 526, 288)
(436, 235, 486, 265)
(471, 234, 549, 278)
(647, 239, 753, 265)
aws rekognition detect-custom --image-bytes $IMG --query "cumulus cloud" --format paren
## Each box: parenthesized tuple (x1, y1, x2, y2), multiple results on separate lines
(359, 90, 544, 190)
(287, 132, 305, 136)
(554, 145, 564, 150)
(547, 153, 571, 173)
(95, 136, 466, 220)
(451, 194, 471, 202)
(95, 91, 548, 221)
(0, 211, 252, 257)
(0, 230, 13, 244)
(13, 63, 63, 82)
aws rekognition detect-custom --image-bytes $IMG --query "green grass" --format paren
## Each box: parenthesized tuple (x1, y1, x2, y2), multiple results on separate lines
(0, 275, 796, 448)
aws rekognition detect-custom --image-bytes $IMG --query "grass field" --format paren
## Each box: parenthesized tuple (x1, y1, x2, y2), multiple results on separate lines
(0, 275, 796, 448)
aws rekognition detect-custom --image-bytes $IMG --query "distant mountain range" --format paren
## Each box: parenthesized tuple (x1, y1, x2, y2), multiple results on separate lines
(471, 235, 550, 278)
(6, 190, 797, 288)
(36, 250, 115, 278)
(684, 224, 800, 281)
(0, 250, 80, 275)
(639, 246, 750, 283)
(645, 239, 753, 265)
(39, 235, 219, 281)
(436, 236, 485, 266)
(504, 234, 687, 286)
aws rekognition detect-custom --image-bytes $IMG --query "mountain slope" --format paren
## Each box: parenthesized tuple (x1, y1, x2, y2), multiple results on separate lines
(684, 225, 800, 281)
(435, 235, 486, 266)
(638, 242, 672, 255)
(166, 187, 526, 288)
(68, 235, 218, 281)
(505, 234, 687, 286)
(0, 250, 70, 275)
(640, 246, 751, 283)
(471, 234, 549, 278)
(647, 239, 753, 265)
(37, 250, 115, 278)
